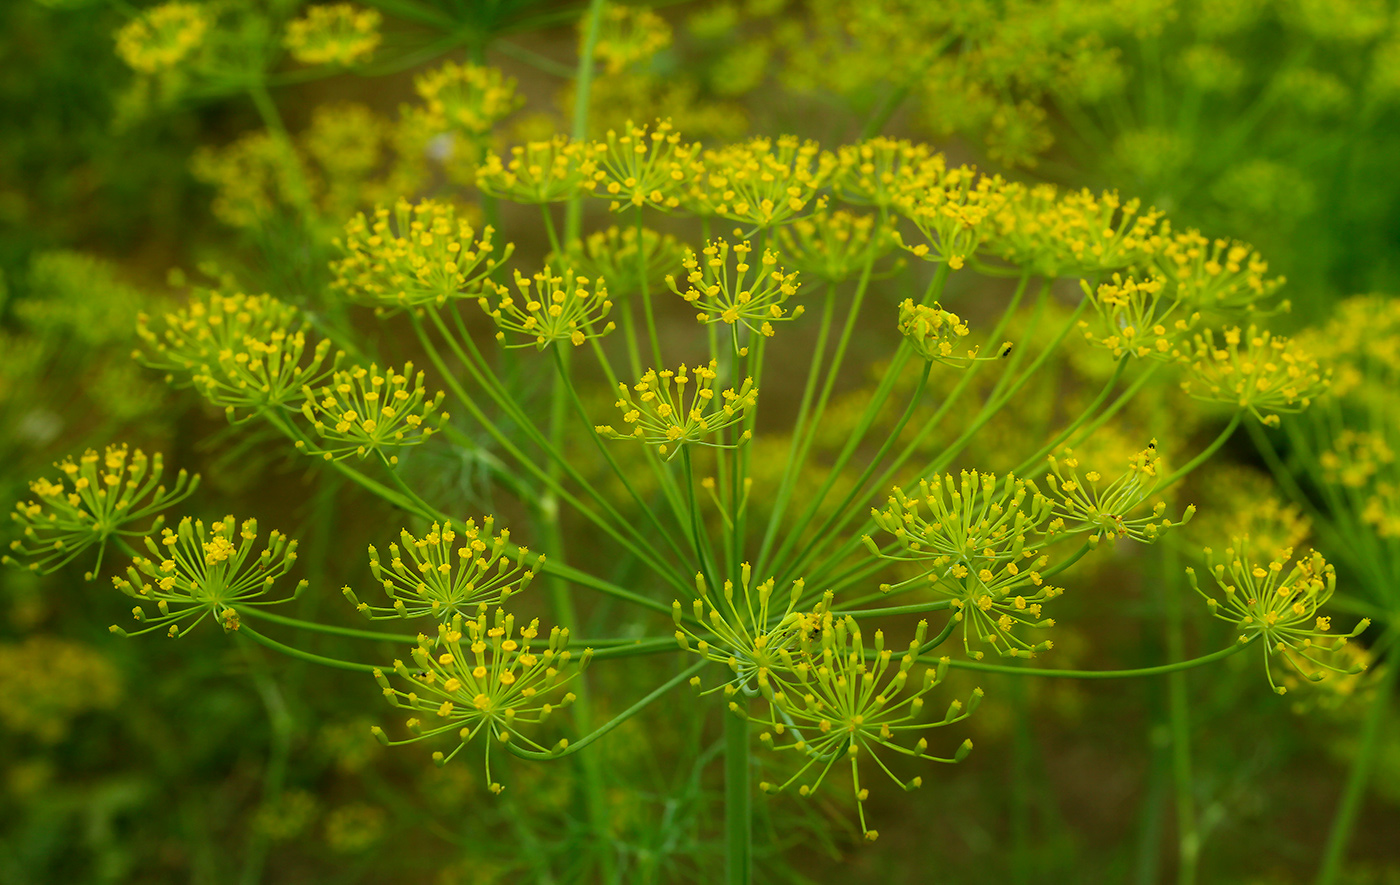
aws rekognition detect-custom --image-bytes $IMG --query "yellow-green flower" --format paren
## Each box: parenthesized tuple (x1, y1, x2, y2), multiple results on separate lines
(332, 199, 511, 309)
(667, 238, 802, 343)
(479, 266, 615, 349)
(775, 209, 898, 283)
(755, 616, 979, 841)
(372, 609, 590, 792)
(1178, 325, 1329, 426)
(589, 119, 701, 211)
(596, 361, 757, 460)
(298, 362, 447, 461)
(830, 138, 946, 209)
(111, 516, 306, 639)
(1154, 230, 1286, 316)
(345, 517, 539, 622)
(897, 299, 1009, 366)
(1079, 273, 1198, 360)
(893, 168, 1007, 270)
(552, 225, 686, 299)
(591, 2, 671, 75)
(410, 62, 523, 141)
(115, 2, 208, 74)
(1188, 541, 1369, 694)
(5, 445, 198, 580)
(475, 136, 602, 204)
(283, 4, 382, 67)
(984, 186, 1166, 278)
(688, 136, 832, 228)
(1041, 443, 1194, 544)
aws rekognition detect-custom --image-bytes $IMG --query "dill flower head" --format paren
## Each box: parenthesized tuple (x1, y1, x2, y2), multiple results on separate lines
(411, 62, 522, 142)
(897, 299, 1010, 366)
(1042, 442, 1194, 544)
(688, 136, 832, 228)
(283, 4, 382, 67)
(478, 266, 615, 350)
(345, 517, 539, 622)
(673, 565, 820, 691)
(666, 238, 803, 343)
(1178, 325, 1330, 426)
(115, 2, 208, 74)
(830, 138, 946, 208)
(755, 617, 980, 841)
(1154, 231, 1286, 316)
(595, 360, 758, 460)
(1188, 540, 1369, 694)
(1318, 429, 1394, 490)
(589, 119, 702, 211)
(372, 609, 591, 791)
(1186, 466, 1312, 560)
(591, 2, 672, 75)
(332, 199, 511, 309)
(111, 516, 306, 639)
(136, 291, 341, 419)
(984, 186, 1166, 278)
(892, 169, 1007, 270)
(775, 209, 898, 283)
(1362, 482, 1400, 539)
(475, 136, 602, 204)
(553, 225, 685, 298)
(298, 362, 446, 461)
(5, 445, 198, 580)
(1080, 273, 1198, 360)
(867, 472, 1060, 659)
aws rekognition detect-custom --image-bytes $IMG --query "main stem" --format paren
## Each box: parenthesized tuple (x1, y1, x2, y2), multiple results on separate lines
(725, 709, 752, 885)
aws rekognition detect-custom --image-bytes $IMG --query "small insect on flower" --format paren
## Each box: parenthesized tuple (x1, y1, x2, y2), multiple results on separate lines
(371, 609, 591, 794)
(298, 362, 447, 462)
(667, 238, 803, 346)
(110, 516, 306, 639)
(1187, 540, 1370, 694)
(5, 445, 198, 580)
(755, 616, 980, 841)
(1041, 442, 1195, 544)
(344, 517, 540, 623)
(1178, 325, 1330, 426)
(595, 360, 758, 460)
(479, 266, 615, 349)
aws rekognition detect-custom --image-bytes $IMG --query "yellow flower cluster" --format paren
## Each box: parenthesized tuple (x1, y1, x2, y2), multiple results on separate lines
(775, 209, 897, 283)
(983, 186, 1166, 278)
(372, 609, 590, 790)
(298, 362, 447, 461)
(868, 472, 1060, 659)
(411, 62, 523, 142)
(589, 119, 701, 211)
(667, 238, 802, 342)
(479, 266, 615, 349)
(1079, 273, 1198, 360)
(831, 138, 946, 208)
(592, 2, 672, 75)
(5, 445, 198, 579)
(688, 136, 832, 228)
(0, 636, 121, 741)
(347, 517, 539, 622)
(283, 4, 382, 67)
(1188, 541, 1369, 694)
(554, 225, 684, 298)
(754, 617, 979, 841)
(332, 199, 511, 309)
(111, 516, 306, 639)
(136, 290, 341, 418)
(894, 168, 1006, 270)
(897, 299, 1007, 366)
(595, 361, 758, 459)
(1042, 443, 1194, 543)
(1179, 326, 1329, 426)
(115, 2, 208, 74)
(1155, 231, 1286, 316)
(475, 136, 602, 205)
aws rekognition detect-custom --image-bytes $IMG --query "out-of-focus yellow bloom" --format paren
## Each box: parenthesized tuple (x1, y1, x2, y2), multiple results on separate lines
(1178, 325, 1329, 426)
(284, 4, 382, 67)
(115, 3, 208, 74)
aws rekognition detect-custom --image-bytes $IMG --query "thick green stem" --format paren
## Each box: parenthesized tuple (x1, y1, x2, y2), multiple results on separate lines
(724, 708, 752, 885)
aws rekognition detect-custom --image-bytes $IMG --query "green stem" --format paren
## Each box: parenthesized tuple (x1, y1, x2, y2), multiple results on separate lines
(238, 623, 382, 673)
(936, 638, 1254, 678)
(1159, 413, 1242, 491)
(1316, 640, 1398, 885)
(237, 606, 418, 644)
(1163, 542, 1199, 885)
(836, 600, 956, 618)
(565, 0, 607, 242)
(637, 205, 663, 370)
(725, 706, 752, 885)
(507, 660, 707, 760)
(1012, 355, 1130, 475)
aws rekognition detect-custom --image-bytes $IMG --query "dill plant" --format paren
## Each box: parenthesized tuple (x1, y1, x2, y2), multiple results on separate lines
(4, 1, 1392, 883)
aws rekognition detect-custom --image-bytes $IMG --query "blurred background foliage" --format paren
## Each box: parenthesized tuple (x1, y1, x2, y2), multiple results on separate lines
(2, 0, 1400, 882)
